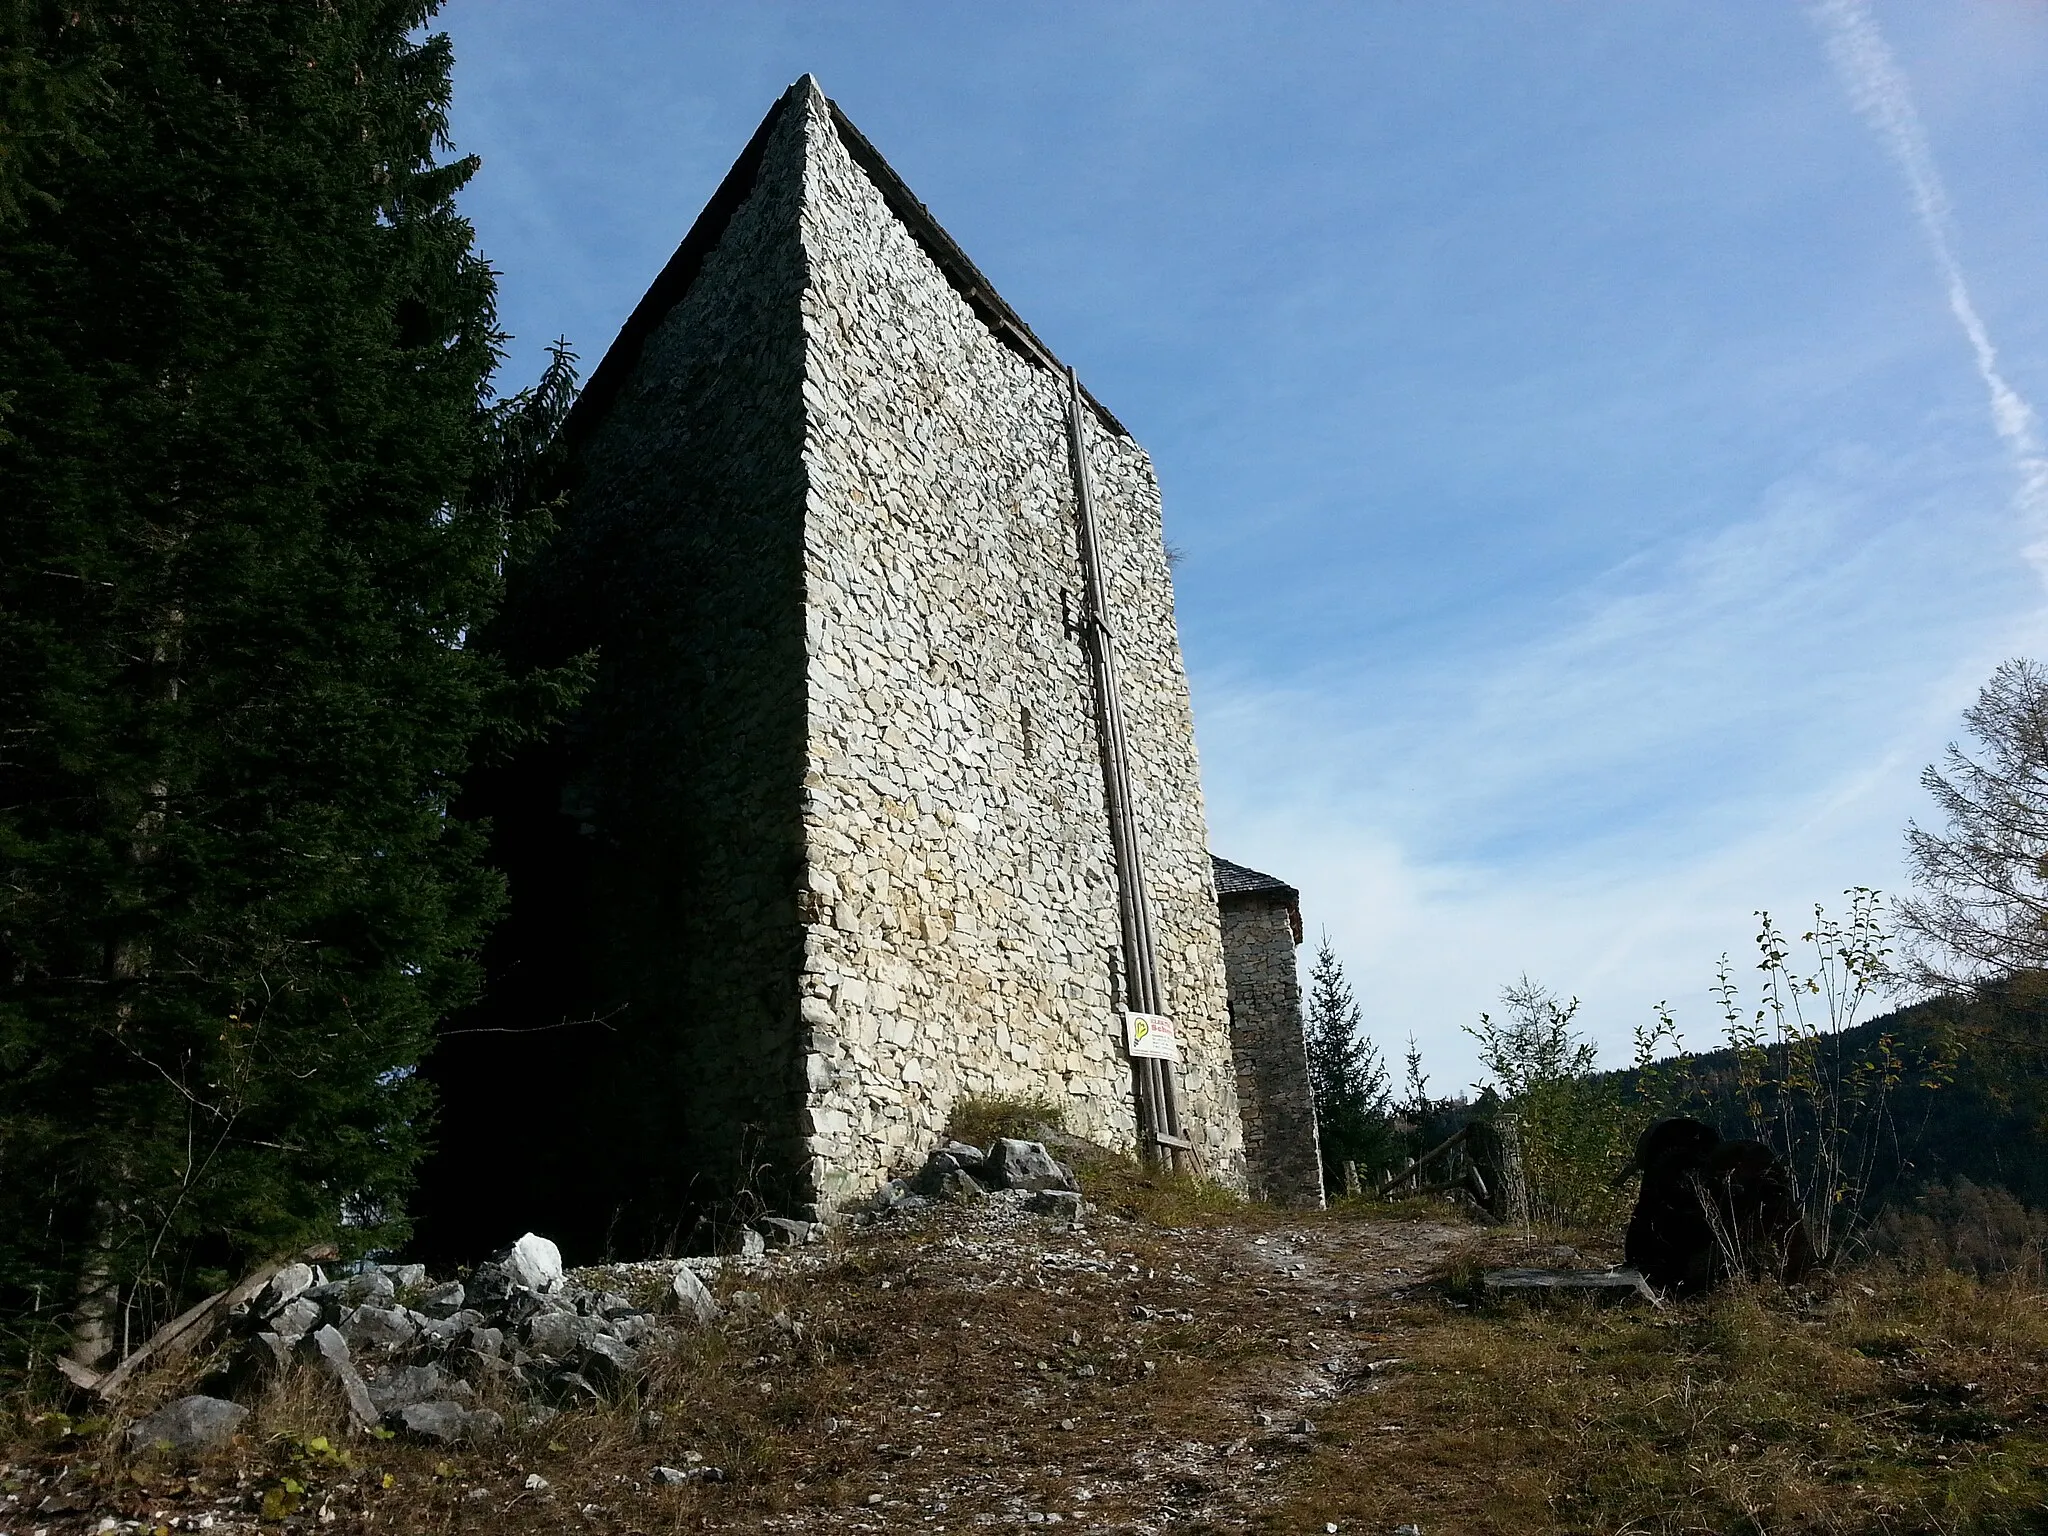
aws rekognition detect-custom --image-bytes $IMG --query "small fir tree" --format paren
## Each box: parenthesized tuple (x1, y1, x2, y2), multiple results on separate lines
(0, 0, 582, 1367)
(1303, 935, 1396, 1192)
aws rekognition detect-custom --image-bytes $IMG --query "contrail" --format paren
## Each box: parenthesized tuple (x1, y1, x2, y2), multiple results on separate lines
(1810, 0, 2048, 579)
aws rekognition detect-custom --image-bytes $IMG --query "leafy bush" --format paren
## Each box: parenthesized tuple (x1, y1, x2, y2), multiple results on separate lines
(1467, 978, 1641, 1229)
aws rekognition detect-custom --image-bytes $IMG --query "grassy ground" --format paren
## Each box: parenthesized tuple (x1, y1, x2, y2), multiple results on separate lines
(1267, 1249, 2048, 1535)
(4, 1169, 2045, 1534)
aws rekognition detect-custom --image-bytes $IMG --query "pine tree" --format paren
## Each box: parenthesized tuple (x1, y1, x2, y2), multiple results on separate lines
(0, 1, 579, 1367)
(1303, 934, 1394, 1191)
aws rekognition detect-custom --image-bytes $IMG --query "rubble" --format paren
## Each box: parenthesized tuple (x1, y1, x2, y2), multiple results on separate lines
(211, 1232, 727, 1441)
(901, 1138, 1084, 1210)
(119, 1139, 1089, 1453)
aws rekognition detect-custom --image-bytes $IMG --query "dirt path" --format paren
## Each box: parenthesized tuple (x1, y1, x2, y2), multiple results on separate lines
(691, 1199, 1478, 1534)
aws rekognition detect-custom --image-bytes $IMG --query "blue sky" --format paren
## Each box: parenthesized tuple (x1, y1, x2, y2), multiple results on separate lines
(441, 1, 2048, 1091)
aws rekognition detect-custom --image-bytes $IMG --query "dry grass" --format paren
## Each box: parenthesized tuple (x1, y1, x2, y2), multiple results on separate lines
(942, 1091, 1069, 1150)
(5, 1187, 2046, 1534)
(1264, 1262, 2048, 1535)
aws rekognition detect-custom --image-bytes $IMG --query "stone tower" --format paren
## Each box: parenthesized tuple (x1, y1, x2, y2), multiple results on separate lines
(1213, 857, 1325, 1207)
(421, 77, 1245, 1253)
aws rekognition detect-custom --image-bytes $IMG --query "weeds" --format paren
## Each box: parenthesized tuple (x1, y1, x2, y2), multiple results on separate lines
(1059, 1139, 1252, 1227)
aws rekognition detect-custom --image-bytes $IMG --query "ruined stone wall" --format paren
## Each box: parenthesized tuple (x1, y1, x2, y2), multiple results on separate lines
(789, 86, 1243, 1209)
(1219, 896, 1325, 1206)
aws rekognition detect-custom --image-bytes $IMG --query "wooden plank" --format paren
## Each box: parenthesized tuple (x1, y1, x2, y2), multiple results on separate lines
(90, 1242, 337, 1399)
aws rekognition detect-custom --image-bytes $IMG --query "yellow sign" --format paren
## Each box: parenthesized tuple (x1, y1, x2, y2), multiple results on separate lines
(1123, 1010, 1179, 1062)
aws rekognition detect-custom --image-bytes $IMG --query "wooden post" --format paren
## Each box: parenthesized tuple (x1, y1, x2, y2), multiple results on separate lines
(1494, 1113, 1531, 1227)
(1463, 1116, 1531, 1224)
(1342, 1160, 1361, 1198)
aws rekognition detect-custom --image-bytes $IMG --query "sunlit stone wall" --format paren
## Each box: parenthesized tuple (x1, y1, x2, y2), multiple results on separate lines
(790, 84, 1242, 1208)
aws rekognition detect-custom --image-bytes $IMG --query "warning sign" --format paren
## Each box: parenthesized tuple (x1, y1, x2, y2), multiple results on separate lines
(1123, 1010, 1180, 1062)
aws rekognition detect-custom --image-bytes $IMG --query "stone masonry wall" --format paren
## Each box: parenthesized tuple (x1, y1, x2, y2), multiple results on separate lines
(788, 83, 1243, 1209)
(1219, 895, 1325, 1206)
(476, 79, 1244, 1243)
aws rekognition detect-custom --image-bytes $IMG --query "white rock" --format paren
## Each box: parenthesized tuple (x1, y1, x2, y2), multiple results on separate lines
(504, 1232, 564, 1293)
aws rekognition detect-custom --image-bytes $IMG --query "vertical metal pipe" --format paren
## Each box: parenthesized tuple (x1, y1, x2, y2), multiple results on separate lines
(1065, 368, 1189, 1167)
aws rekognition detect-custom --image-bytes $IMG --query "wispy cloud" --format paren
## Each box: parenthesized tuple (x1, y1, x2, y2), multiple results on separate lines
(1810, 0, 2048, 579)
(1199, 437, 2040, 1085)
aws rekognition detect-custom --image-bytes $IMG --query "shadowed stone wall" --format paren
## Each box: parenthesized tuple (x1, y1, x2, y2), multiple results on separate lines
(533, 88, 816, 1238)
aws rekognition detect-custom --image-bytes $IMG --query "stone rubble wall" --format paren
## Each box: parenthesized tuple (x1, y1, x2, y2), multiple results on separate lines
(789, 85, 1243, 1209)
(1218, 896, 1325, 1207)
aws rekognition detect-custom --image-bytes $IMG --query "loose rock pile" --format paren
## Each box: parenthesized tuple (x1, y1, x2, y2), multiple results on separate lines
(126, 1138, 1085, 1455)
(870, 1136, 1086, 1222)
(215, 1233, 722, 1445)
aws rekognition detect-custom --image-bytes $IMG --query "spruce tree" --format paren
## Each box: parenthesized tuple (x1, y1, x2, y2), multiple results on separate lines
(0, 1, 577, 1367)
(1303, 935, 1394, 1191)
